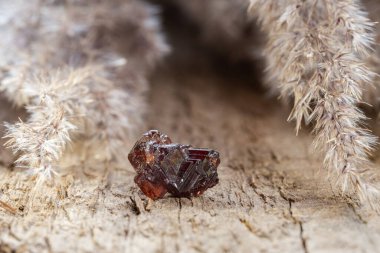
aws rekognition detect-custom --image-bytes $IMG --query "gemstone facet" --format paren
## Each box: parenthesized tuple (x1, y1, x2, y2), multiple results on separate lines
(128, 130, 220, 200)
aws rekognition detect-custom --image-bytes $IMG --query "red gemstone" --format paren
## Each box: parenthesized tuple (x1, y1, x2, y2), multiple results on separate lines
(128, 130, 220, 200)
(134, 172, 167, 200)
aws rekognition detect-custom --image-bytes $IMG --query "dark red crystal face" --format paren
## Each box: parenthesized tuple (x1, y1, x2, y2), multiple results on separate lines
(128, 130, 172, 171)
(134, 172, 167, 200)
(128, 130, 220, 200)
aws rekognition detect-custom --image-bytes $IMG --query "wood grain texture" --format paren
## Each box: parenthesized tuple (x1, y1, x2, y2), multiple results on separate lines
(0, 49, 380, 253)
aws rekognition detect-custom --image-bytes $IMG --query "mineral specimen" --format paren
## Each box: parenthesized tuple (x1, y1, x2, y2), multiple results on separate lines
(128, 130, 220, 200)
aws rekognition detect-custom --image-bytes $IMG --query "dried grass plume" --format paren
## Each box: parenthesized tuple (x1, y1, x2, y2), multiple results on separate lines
(0, 0, 169, 182)
(249, 0, 380, 208)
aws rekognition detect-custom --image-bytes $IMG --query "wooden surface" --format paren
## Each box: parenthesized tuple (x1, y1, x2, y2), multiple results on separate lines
(0, 48, 380, 253)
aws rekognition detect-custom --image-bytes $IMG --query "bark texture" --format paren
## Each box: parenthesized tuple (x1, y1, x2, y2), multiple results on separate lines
(0, 48, 380, 253)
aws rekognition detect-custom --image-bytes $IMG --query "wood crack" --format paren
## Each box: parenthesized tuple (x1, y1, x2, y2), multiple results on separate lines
(128, 196, 141, 215)
(278, 186, 309, 253)
(249, 176, 268, 205)
(288, 199, 309, 253)
(298, 220, 308, 253)
(177, 198, 182, 225)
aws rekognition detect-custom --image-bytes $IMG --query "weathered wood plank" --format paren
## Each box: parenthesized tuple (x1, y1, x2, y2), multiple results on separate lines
(0, 52, 379, 253)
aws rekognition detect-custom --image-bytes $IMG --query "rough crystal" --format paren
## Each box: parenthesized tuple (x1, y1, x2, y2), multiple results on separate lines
(128, 130, 220, 200)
